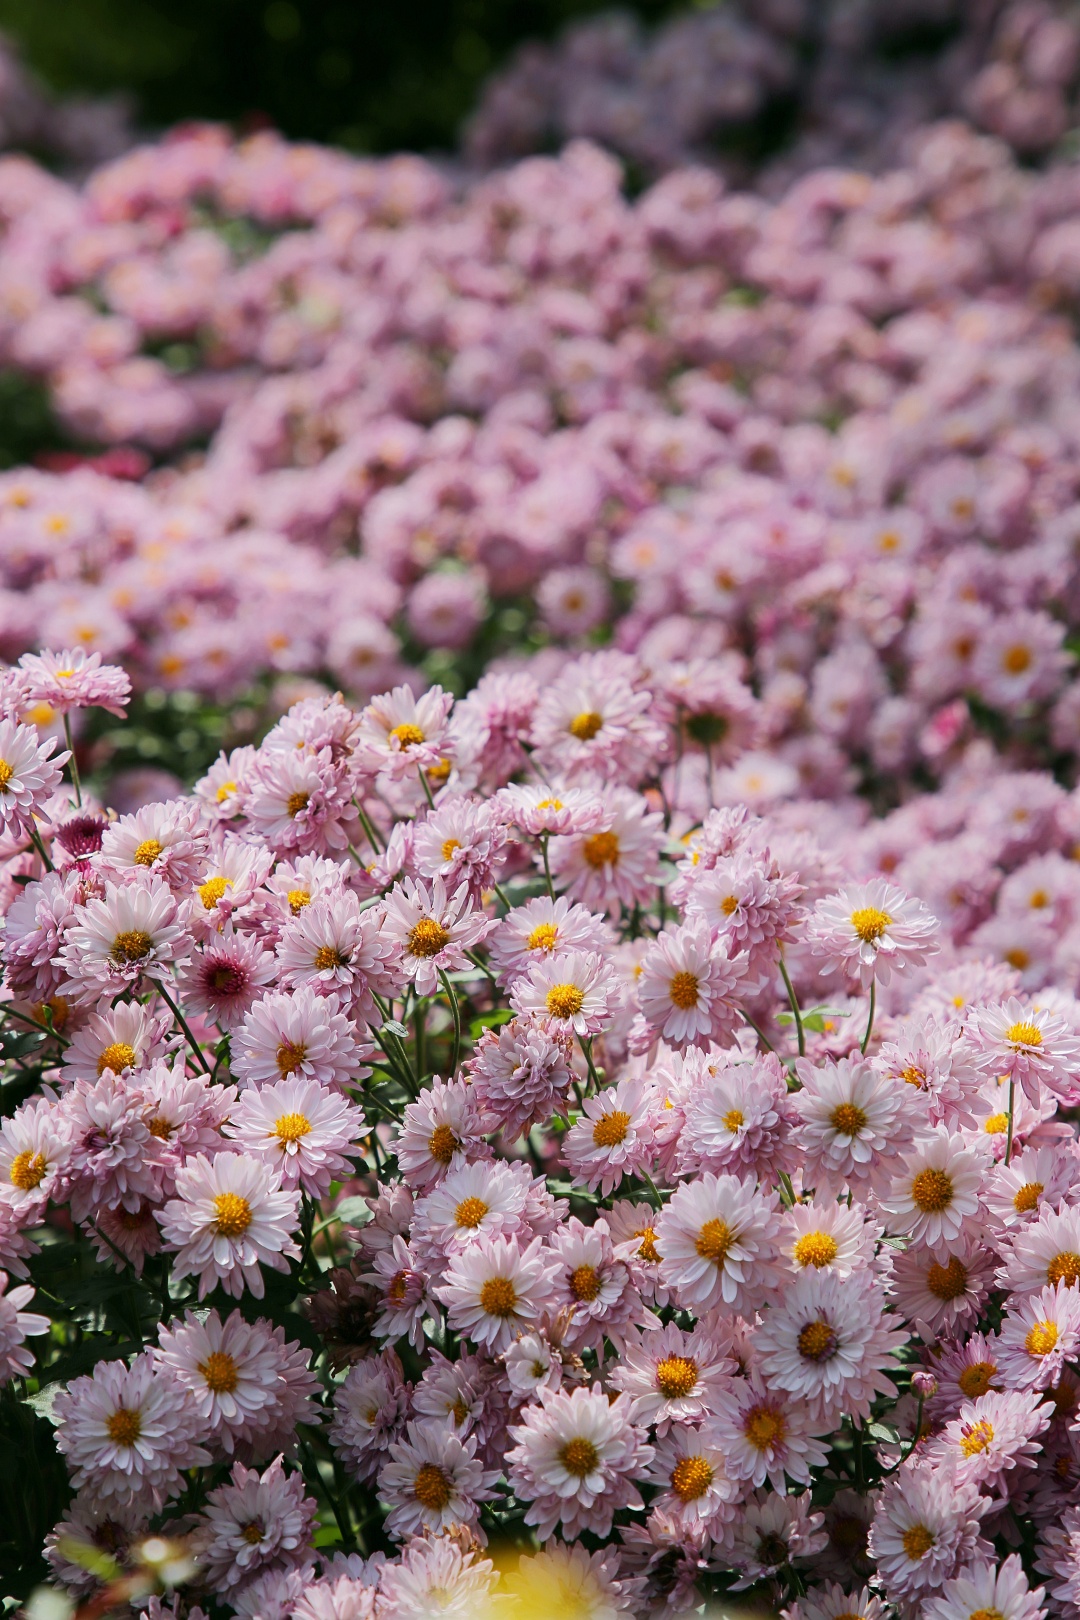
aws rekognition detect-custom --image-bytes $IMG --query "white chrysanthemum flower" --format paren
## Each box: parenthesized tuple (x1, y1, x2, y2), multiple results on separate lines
(436, 1233, 555, 1353)
(754, 1270, 905, 1426)
(655, 1171, 781, 1315)
(635, 918, 746, 1048)
(882, 1125, 986, 1255)
(510, 947, 622, 1036)
(54, 1350, 210, 1510)
(224, 1076, 364, 1197)
(193, 1454, 317, 1592)
(807, 878, 939, 986)
(60, 875, 189, 995)
(157, 1151, 301, 1299)
(922, 1553, 1047, 1620)
(779, 1198, 883, 1280)
(971, 994, 1080, 1104)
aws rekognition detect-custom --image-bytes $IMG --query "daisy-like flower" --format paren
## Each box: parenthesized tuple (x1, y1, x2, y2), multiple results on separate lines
(562, 1074, 656, 1197)
(0, 1268, 48, 1380)
(783, 1583, 889, 1620)
(365, 1233, 433, 1350)
(379, 875, 490, 998)
(889, 1240, 995, 1339)
(506, 1384, 653, 1541)
(997, 1280, 1080, 1390)
(232, 985, 366, 1092)
(54, 1350, 210, 1510)
(60, 1000, 171, 1087)
(355, 683, 454, 781)
(176, 924, 278, 1033)
(656, 1171, 781, 1315)
(548, 787, 666, 918)
(677, 1052, 798, 1181)
(724, 1489, 828, 1589)
(502, 1545, 637, 1620)
(60, 1069, 166, 1223)
(378, 1419, 496, 1538)
(60, 875, 188, 995)
(779, 1199, 883, 1280)
(503, 1329, 566, 1403)
(925, 1389, 1049, 1488)
(291, 1576, 377, 1620)
(546, 1215, 646, 1354)
(437, 1232, 555, 1353)
(393, 1076, 489, 1193)
(922, 1553, 1047, 1620)
(276, 891, 397, 1009)
(224, 1077, 364, 1197)
(44, 1492, 148, 1599)
(412, 796, 508, 894)
(685, 851, 803, 981)
(0, 716, 67, 838)
(882, 1125, 986, 1255)
(467, 1014, 574, 1140)
(807, 879, 939, 986)
(983, 1144, 1077, 1228)
(609, 1319, 735, 1433)
(867, 1462, 990, 1605)
(704, 1370, 832, 1492)
(971, 995, 1080, 1105)
(154, 1308, 319, 1458)
(17, 647, 131, 717)
(997, 1201, 1080, 1297)
(511, 948, 622, 1037)
(635, 918, 746, 1049)
(754, 1270, 905, 1426)
(412, 1158, 534, 1266)
(792, 1055, 912, 1198)
(486, 894, 612, 986)
(97, 800, 208, 891)
(330, 1351, 410, 1482)
(374, 1537, 497, 1620)
(645, 1424, 738, 1534)
(927, 1330, 1003, 1420)
(494, 783, 607, 838)
(187, 837, 274, 934)
(530, 652, 665, 783)
(157, 1151, 301, 1300)
(243, 746, 358, 857)
(873, 1015, 983, 1129)
(193, 1455, 317, 1592)
(0, 1096, 72, 1214)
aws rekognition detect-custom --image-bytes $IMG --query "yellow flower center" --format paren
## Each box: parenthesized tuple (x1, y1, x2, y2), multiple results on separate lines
(241, 1522, 264, 1546)
(97, 1042, 136, 1075)
(927, 1257, 968, 1300)
(199, 876, 230, 909)
(536, 797, 564, 811)
(569, 711, 603, 741)
(793, 1232, 839, 1268)
(1002, 645, 1032, 674)
(655, 1355, 698, 1399)
(911, 1167, 953, 1213)
(797, 1319, 839, 1362)
(901, 1524, 935, 1561)
(408, 918, 451, 957)
(454, 1196, 489, 1229)
(287, 888, 311, 914)
(213, 1192, 253, 1237)
(107, 1407, 142, 1447)
(1047, 1251, 1080, 1287)
(215, 780, 237, 804)
(570, 1263, 601, 1302)
(695, 1217, 734, 1266)
(582, 831, 619, 868)
(390, 723, 425, 749)
(198, 1349, 239, 1393)
(902, 1065, 926, 1088)
(671, 1455, 714, 1502)
(1005, 1020, 1042, 1047)
(720, 894, 739, 916)
(428, 1123, 459, 1164)
(959, 1419, 994, 1457)
(722, 1107, 745, 1132)
(451, 1397, 469, 1425)
(0, 759, 13, 792)
(314, 944, 345, 970)
(983, 1113, 1008, 1135)
(133, 839, 163, 867)
(273, 1111, 311, 1145)
(526, 923, 559, 952)
(10, 1150, 47, 1190)
(635, 1225, 660, 1263)
(440, 838, 462, 863)
(148, 1116, 171, 1140)
(669, 970, 699, 1010)
(1025, 1319, 1060, 1357)
(412, 1462, 452, 1511)
(111, 930, 153, 964)
(851, 906, 891, 943)
(744, 1404, 785, 1449)
(830, 1102, 867, 1137)
(286, 791, 309, 818)
(1013, 1181, 1043, 1213)
(276, 1039, 307, 1078)
(958, 1362, 997, 1398)
(479, 1276, 517, 1317)
(969, 1611, 1005, 1620)
(546, 983, 584, 1019)
(592, 1111, 631, 1147)
(559, 1438, 599, 1477)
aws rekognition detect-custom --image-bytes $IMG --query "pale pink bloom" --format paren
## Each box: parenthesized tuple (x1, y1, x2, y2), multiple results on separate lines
(232, 984, 366, 1092)
(275, 890, 397, 1009)
(926, 1389, 1049, 1488)
(261, 852, 350, 923)
(0, 716, 68, 837)
(1037, 1508, 1080, 1613)
(997, 1280, 1080, 1390)
(996, 1201, 1080, 1298)
(807, 879, 940, 986)
(54, 1350, 210, 1510)
(411, 796, 507, 893)
(704, 1369, 831, 1491)
(754, 1270, 905, 1427)
(243, 747, 357, 856)
(379, 875, 491, 998)
(224, 1076, 364, 1196)
(927, 1330, 1004, 1421)
(412, 1157, 535, 1266)
(486, 894, 612, 986)
(17, 647, 130, 716)
(436, 1232, 555, 1353)
(873, 1016, 983, 1129)
(97, 798, 208, 889)
(503, 1329, 566, 1402)
(44, 1493, 149, 1598)
(882, 1125, 987, 1255)
(506, 1384, 653, 1540)
(723, 1489, 828, 1588)
(548, 786, 665, 915)
(645, 1423, 738, 1535)
(530, 651, 666, 783)
(636, 918, 746, 1049)
(467, 1013, 574, 1140)
(510, 947, 622, 1037)
(193, 1455, 317, 1592)
(60, 1000, 171, 1087)
(922, 1554, 1047, 1620)
(355, 684, 454, 781)
(374, 1537, 497, 1620)
(984, 1143, 1077, 1228)
(793, 1055, 916, 1199)
(0, 1096, 72, 1215)
(60, 1070, 166, 1222)
(393, 1075, 489, 1192)
(0, 1268, 48, 1381)
(157, 1151, 301, 1300)
(193, 746, 258, 822)
(561, 1074, 656, 1196)
(676, 1052, 798, 1181)
(59, 875, 188, 996)
(134, 1058, 235, 1185)
(176, 924, 278, 1032)
(2, 869, 81, 1002)
(609, 1318, 736, 1433)
(378, 1419, 496, 1538)
(292, 1576, 377, 1620)
(330, 1350, 410, 1482)
(783, 1583, 889, 1620)
(971, 995, 1080, 1105)
(685, 851, 803, 980)
(187, 836, 274, 933)
(546, 1215, 647, 1353)
(493, 782, 606, 837)
(867, 1463, 990, 1605)
(779, 1198, 883, 1281)
(364, 1233, 433, 1350)
(655, 1171, 782, 1315)
(889, 1240, 996, 1339)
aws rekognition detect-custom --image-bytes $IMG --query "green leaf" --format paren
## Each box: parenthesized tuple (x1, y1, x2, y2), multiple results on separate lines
(469, 1009, 513, 1039)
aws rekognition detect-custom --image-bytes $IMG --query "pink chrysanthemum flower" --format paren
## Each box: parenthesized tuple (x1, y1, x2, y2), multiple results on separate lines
(486, 894, 612, 987)
(374, 1537, 497, 1620)
(545, 1215, 647, 1354)
(997, 1280, 1080, 1390)
(971, 995, 1080, 1105)
(0, 1268, 48, 1380)
(996, 1201, 1080, 1297)
(232, 985, 366, 1092)
(411, 796, 507, 893)
(60, 875, 188, 996)
(779, 1198, 883, 1281)
(378, 1419, 496, 1539)
(393, 1075, 489, 1192)
(291, 1575, 377, 1620)
(0, 1096, 72, 1215)
(60, 1000, 171, 1087)
(379, 875, 490, 998)
(243, 748, 357, 857)
(609, 1319, 735, 1434)
(157, 1151, 301, 1300)
(561, 1074, 656, 1197)
(867, 1462, 990, 1605)
(364, 1233, 433, 1351)
(506, 1384, 653, 1541)
(193, 746, 257, 823)
(224, 1077, 364, 1197)
(17, 647, 131, 717)
(882, 1125, 986, 1256)
(60, 1070, 166, 1222)
(494, 782, 607, 838)
(330, 1350, 410, 1482)
(645, 1423, 738, 1535)
(275, 891, 397, 1009)
(783, 1582, 889, 1620)
(188, 837, 274, 934)
(723, 1489, 827, 1589)
(655, 1171, 781, 1315)
(754, 1270, 905, 1426)
(889, 1240, 995, 1339)
(807, 879, 939, 986)
(926, 1389, 1049, 1488)
(54, 1350, 210, 1510)
(0, 716, 68, 838)
(530, 652, 665, 783)
(676, 1052, 798, 1181)
(97, 799, 208, 890)
(193, 1455, 317, 1592)
(927, 1330, 1003, 1420)
(636, 918, 746, 1049)
(355, 683, 453, 781)
(922, 1553, 1046, 1620)
(510, 947, 622, 1037)
(983, 1143, 1077, 1228)
(792, 1055, 913, 1199)
(685, 850, 803, 980)
(177, 924, 278, 1032)
(704, 1369, 831, 1492)
(412, 1157, 534, 1265)
(467, 1013, 574, 1140)
(548, 786, 665, 916)
(437, 1232, 555, 1353)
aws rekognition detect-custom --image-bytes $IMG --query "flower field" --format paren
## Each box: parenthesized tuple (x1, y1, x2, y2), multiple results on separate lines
(2, 5, 1080, 1617)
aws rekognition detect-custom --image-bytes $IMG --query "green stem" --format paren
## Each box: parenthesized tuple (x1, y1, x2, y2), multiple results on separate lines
(640, 1169, 665, 1213)
(439, 969, 462, 1078)
(465, 949, 498, 989)
(579, 1035, 601, 1091)
(417, 766, 436, 810)
(740, 1007, 775, 1054)
(27, 826, 54, 873)
(62, 713, 82, 808)
(540, 833, 555, 900)
(778, 954, 805, 1058)
(352, 798, 385, 854)
(1004, 1075, 1016, 1167)
(860, 979, 877, 1055)
(156, 979, 212, 1075)
(493, 883, 511, 912)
